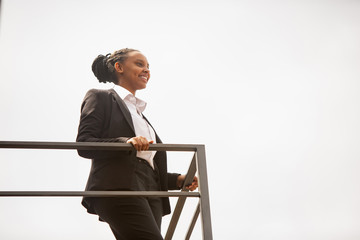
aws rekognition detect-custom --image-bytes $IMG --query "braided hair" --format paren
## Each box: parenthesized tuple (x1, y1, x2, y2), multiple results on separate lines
(91, 48, 138, 84)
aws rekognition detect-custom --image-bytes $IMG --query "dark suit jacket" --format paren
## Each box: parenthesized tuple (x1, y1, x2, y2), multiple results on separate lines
(76, 88, 179, 216)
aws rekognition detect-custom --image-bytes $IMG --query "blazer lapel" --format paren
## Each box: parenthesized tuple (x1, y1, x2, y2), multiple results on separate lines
(143, 114, 162, 143)
(109, 89, 136, 134)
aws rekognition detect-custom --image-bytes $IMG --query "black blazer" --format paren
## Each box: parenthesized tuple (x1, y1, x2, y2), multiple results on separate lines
(76, 88, 179, 216)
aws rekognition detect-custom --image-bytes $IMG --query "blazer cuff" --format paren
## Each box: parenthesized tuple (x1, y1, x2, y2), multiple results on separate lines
(167, 173, 181, 190)
(116, 137, 131, 143)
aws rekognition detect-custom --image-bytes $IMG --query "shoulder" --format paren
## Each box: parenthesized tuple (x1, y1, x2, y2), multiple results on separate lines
(79, 89, 117, 111)
(83, 88, 115, 101)
(85, 88, 114, 96)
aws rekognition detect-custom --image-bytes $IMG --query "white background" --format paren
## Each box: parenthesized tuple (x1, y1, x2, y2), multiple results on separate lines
(0, 0, 360, 239)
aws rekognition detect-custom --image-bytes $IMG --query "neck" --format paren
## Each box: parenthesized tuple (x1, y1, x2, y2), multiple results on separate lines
(117, 83, 136, 96)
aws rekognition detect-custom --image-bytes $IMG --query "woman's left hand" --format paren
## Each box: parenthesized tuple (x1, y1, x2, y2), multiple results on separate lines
(177, 175, 198, 191)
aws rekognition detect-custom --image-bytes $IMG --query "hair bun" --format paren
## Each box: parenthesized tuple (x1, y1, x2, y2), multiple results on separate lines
(91, 54, 112, 83)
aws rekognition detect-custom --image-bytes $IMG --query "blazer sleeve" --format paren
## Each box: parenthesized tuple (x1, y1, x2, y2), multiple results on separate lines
(167, 173, 181, 190)
(76, 89, 131, 159)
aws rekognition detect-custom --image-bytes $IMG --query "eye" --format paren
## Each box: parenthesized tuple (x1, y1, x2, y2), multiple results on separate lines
(136, 62, 143, 67)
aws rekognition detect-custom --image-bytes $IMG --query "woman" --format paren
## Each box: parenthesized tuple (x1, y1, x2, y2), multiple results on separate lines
(76, 48, 198, 240)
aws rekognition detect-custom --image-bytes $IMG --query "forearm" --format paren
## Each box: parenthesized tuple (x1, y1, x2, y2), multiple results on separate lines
(167, 173, 181, 190)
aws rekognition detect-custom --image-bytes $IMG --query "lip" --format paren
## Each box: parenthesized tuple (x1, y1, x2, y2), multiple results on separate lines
(139, 75, 149, 82)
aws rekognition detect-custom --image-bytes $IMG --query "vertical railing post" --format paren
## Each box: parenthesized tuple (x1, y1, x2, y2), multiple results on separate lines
(196, 145, 213, 240)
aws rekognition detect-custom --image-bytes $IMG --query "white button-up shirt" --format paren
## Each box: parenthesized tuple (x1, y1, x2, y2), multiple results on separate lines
(113, 85, 157, 169)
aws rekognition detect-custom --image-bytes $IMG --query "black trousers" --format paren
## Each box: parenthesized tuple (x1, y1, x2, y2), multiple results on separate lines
(92, 158, 163, 240)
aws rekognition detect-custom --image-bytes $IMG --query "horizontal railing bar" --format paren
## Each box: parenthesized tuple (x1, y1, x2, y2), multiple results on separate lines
(0, 191, 200, 197)
(0, 141, 202, 152)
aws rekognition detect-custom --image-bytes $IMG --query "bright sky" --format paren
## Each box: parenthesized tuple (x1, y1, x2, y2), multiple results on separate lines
(0, 0, 360, 239)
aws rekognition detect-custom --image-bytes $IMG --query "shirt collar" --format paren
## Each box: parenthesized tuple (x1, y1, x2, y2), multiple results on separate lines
(113, 84, 132, 100)
(113, 85, 147, 114)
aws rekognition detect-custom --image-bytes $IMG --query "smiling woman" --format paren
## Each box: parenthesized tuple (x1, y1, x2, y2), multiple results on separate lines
(76, 48, 198, 240)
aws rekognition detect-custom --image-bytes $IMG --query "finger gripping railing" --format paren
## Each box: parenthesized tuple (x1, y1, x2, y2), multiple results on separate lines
(0, 141, 213, 240)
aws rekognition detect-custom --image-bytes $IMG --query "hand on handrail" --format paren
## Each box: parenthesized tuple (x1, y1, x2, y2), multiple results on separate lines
(177, 175, 198, 191)
(127, 136, 154, 151)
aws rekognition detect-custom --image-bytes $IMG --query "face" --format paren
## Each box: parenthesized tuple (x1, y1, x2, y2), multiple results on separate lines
(115, 51, 150, 95)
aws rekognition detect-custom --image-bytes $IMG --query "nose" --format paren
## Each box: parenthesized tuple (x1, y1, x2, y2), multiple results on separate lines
(143, 67, 149, 73)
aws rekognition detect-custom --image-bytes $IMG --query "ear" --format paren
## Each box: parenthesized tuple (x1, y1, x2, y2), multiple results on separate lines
(114, 62, 124, 73)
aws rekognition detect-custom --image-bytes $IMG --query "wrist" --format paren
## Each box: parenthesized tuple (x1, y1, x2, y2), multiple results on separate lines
(176, 174, 183, 189)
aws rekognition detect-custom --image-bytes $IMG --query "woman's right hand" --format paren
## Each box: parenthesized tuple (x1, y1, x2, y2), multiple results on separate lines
(126, 136, 154, 151)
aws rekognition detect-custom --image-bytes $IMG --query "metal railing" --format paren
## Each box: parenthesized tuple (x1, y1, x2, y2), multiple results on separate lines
(0, 141, 213, 240)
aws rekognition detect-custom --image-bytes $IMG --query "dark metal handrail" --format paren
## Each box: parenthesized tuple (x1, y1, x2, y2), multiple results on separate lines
(0, 141, 212, 240)
(0, 191, 200, 197)
(0, 141, 199, 151)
